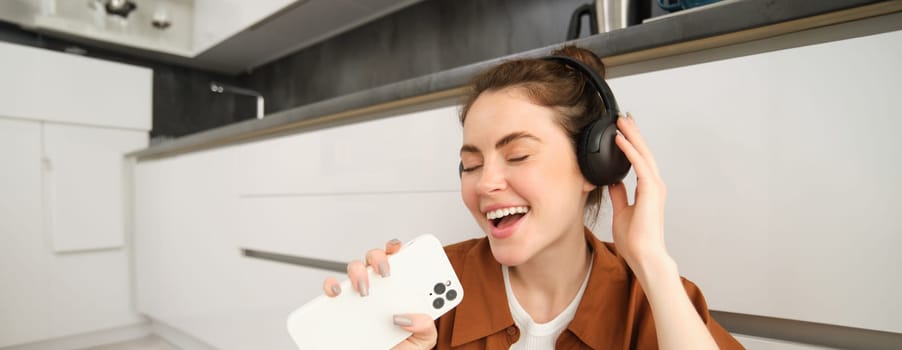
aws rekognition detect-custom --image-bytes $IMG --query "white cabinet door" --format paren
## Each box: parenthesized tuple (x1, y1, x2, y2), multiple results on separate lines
(44, 123, 147, 252)
(0, 118, 50, 347)
(235, 105, 480, 261)
(608, 28, 902, 333)
(0, 42, 151, 131)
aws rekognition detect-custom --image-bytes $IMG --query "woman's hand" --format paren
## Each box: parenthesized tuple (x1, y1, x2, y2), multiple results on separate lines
(608, 113, 673, 272)
(321, 239, 438, 350)
(609, 113, 720, 349)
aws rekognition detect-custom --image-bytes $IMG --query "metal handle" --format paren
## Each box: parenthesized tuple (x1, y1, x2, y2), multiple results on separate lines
(42, 156, 56, 249)
(567, 3, 598, 40)
(210, 82, 265, 119)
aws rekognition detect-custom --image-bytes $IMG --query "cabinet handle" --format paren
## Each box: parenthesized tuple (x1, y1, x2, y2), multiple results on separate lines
(42, 156, 56, 250)
(242, 248, 346, 273)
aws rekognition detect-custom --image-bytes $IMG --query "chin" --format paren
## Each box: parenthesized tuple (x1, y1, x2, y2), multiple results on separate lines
(487, 237, 531, 267)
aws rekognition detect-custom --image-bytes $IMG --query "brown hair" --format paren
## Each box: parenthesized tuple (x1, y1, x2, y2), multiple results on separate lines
(460, 45, 607, 225)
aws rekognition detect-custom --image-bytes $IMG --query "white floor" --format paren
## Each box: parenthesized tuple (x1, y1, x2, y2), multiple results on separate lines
(78, 336, 178, 350)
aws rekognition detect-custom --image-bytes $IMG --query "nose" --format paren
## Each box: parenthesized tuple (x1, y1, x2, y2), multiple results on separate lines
(476, 160, 507, 194)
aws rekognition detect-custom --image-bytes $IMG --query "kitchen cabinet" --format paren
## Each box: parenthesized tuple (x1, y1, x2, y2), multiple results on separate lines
(0, 42, 151, 348)
(0, 118, 49, 347)
(234, 105, 480, 261)
(44, 123, 147, 252)
(0, 118, 148, 347)
(605, 26, 902, 335)
(0, 41, 151, 130)
(193, 0, 296, 53)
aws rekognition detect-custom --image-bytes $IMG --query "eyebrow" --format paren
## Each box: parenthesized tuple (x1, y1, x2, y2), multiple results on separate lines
(460, 131, 542, 154)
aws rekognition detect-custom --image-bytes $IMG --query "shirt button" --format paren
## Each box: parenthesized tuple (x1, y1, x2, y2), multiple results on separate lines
(506, 326, 518, 336)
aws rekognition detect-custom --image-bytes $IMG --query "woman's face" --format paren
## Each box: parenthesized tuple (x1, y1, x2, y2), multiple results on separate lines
(460, 87, 595, 266)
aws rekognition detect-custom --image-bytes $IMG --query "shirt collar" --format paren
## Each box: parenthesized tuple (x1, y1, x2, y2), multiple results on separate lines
(449, 228, 631, 349)
(566, 227, 631, 349)
(450, 238, 514, 347)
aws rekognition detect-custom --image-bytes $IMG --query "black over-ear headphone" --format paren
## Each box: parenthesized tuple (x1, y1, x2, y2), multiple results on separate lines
(459, 55, 631, 187)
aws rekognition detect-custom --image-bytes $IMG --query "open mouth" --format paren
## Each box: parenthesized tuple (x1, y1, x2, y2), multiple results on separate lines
(486, 206, 529, 229)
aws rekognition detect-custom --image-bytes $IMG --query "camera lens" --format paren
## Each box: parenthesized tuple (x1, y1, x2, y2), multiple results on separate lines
(433, 298, 445, 309)
(446, 289, 458, 301)
(433, 282, 446, 295)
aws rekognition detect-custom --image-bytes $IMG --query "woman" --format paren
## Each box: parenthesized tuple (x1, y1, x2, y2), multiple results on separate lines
(322, 46, 743, 349)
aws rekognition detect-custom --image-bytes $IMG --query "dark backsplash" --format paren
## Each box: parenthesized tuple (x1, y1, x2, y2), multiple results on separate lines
(242, 0, 597, 114)
(1, 0, 663, 139)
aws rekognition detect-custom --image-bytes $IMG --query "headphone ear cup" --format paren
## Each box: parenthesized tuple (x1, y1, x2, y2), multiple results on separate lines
(578, 119, 631, 186)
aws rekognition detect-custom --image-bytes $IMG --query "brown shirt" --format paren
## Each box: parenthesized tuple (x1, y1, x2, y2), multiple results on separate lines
(435, 229, 744, 350)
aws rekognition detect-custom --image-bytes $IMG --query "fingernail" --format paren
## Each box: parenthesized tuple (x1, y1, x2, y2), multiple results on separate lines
(331, 284, 341, 296)
(389, 238, 401, 245)
(379, 262, 391, 277)
(393, 315, 413, 327)
(358, 278, 368, 297)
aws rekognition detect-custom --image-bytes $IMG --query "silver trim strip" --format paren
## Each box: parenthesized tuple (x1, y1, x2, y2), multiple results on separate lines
(242, 248, 346, 273)
(712, 310, 902, 349)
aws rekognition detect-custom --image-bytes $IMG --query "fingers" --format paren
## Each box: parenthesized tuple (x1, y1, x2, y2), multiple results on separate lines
(366, 249, 391, 278)
(322, 277, 342, 297)
(347, 260, 369, 297)
(326, 239, 402, 299)
(385, 238, 402, 255)
(391, 313, 438, 350)
(617, 113, 661, 178)
(608, 182, 629, 213)
(615, 114, 667, 203)
(614, 128, 654, 184)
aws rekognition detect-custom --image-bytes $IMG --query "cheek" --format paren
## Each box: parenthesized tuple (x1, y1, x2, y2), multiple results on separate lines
(505, 170, 539, 198)
(460, 178, 480, 213)
(514, 156, 582, 205)
(548, 149, 584, 187)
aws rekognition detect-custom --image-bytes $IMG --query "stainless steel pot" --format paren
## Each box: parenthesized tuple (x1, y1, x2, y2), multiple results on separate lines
(596, 0, 640, 33)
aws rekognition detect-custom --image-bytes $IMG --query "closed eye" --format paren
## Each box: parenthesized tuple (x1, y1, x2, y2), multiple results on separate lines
(508, 155, 529, 162)
(461, 164, 482, 172)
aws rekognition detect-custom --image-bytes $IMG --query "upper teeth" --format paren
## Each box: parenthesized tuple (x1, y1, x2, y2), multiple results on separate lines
(486, 206, 529, 220)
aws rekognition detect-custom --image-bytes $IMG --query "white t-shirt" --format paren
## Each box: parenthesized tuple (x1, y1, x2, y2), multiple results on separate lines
(502, 258, 593, 350)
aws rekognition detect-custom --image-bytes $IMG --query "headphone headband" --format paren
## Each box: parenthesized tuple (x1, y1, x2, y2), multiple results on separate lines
(542, 56, 620, 123)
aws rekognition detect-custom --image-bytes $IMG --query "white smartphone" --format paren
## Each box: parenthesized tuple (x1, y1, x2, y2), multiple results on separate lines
(286, 234, 464, 350)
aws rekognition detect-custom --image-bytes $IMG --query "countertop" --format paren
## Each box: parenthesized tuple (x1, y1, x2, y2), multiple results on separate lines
(131, 0, 900, 160)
